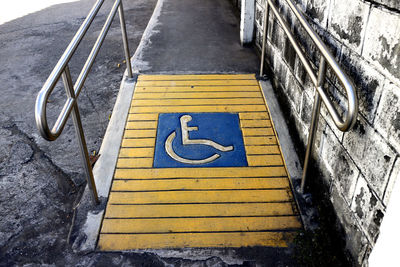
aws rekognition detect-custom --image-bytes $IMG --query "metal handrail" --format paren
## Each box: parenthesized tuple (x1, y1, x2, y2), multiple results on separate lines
(259, 0, 358, 192)
(35, 0, 133, 203)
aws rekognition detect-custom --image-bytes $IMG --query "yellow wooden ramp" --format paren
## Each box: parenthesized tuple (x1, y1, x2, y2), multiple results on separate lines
(98, 74, 302, 250)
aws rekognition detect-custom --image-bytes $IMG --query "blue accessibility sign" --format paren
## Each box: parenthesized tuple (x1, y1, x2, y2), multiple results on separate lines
(154, 113, 248, 168)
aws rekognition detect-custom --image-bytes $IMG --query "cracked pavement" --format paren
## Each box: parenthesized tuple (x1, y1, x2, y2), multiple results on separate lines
(0, 0, 304, 266)
(1, 1, 295, 266)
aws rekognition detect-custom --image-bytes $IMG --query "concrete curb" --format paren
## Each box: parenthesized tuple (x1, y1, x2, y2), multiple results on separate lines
(130, 0, 165, 73)
(68, 74, 136, 253)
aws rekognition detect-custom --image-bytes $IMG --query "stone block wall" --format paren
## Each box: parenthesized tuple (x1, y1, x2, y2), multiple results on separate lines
(252, 0, 400, 265)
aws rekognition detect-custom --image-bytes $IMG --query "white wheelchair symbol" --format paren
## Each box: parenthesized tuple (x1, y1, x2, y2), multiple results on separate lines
(165, 115, 233, 164)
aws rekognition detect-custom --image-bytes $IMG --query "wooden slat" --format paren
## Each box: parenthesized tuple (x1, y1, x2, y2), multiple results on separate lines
(241, 119, 272, 128)
(243, 136, 277, 145)
(245, 145, 281, 155)
(111, 178, 289, 191)
(116, 158, 153, 168)
(123, 129, 156, 138)
(135, 80, 259, 87)
(121, 138, 155, 147)
(125, 121, 157, 129)
(119, 148, 154, 158)
(126, 113, 159, 120)
(131, 98, 265, 106)
(114, 166, 288, 179)
(134, 86, 260, 92)
(130, 105, 267, 113)
(108, 189, 292, 204)
(104, 202, 296, 218)
(239, 112, 269, 120)
(98, 232, 295, 250)
(247, 155, 284, 166)
(132, 92, 263, 99)
(137, 74, 256, 81)
(242, 128, 274, 136)
(101, 216, 301, 233)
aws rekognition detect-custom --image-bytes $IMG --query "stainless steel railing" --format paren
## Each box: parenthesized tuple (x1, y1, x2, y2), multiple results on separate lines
(35, 0, 133, 204)
(259, 0, 358, 192)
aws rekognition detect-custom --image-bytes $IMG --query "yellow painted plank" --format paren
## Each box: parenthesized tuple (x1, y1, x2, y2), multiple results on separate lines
(125, 121, 157, 129)
(101, 216, 301, 233)
(100, 74, 301, 251)
(245, 145, 281, 155)
(132, 92, 262, 99)
(134, 86, 260, 92)
(130, 105, 266, 113)
(121, 138, 155, 147)
(137, 74, 256, 81)
(111, 178, 289, 191)
(243, 135, 277, 145)
(126, 113, 158, 121)
(247, 155, 284, 166)
(135, 80, 259, 87)
(116, 158, 153, 168)
(239, 112, 269, 120)
(241, 119, 272, 128)
(131, 98, 265, 106)
(98, 232, 295, 250)
(119, 148, 154, 158)
(243, 136, 277, 145)
(123, 129, 156, 138)
(108, 189, 292, 204)
(104, 202, 296, 218)
(242, 128, 274, 136)
(114, 166, 288, 179)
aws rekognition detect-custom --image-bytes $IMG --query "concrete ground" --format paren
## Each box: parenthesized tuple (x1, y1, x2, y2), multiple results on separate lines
(0, 0, 163, 265)
(0, 0, 311, 266)
(69, 0, 305, 265)
(0, 0, 275, 265)
(131, 0, 259, 74)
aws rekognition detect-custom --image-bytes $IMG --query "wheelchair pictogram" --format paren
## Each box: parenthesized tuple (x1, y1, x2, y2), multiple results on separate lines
(154, 112, 247, 168)
(165, 115, 233, 164)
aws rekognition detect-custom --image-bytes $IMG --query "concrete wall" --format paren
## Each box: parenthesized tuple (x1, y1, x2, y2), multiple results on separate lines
(252, 0, 400, 265)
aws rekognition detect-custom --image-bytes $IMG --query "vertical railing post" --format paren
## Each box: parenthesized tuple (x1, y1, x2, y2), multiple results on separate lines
(300, 56, 327, 193)
(260, 0, 270, 76)
(118, 0, 133, 79)
(62, 65, 99, 204)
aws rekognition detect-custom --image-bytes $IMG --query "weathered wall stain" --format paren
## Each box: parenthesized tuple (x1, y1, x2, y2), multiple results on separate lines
(253, 0, 400, 265)
(331, 15, 363, 46)
(394, 113, 400, 139)
(374, 36, 400, 80)
(355, 187, 365, 219)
